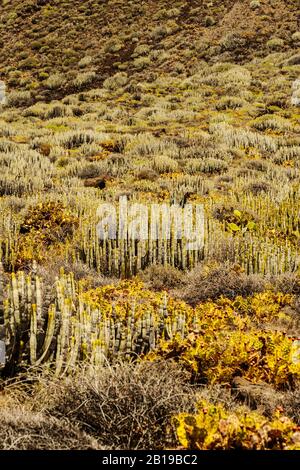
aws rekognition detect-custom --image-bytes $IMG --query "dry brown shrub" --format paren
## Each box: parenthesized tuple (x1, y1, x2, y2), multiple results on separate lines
(281, 388, 300, 425)
(178, 262, 266, 306)
(32, 361, 197, 450)
(140, 264, 184, 291)
(271, 272, 300, 295)
(0, 402, 100, 450)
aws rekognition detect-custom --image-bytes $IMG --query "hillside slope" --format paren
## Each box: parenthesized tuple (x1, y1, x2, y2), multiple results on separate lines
(0, 0, 299, 101)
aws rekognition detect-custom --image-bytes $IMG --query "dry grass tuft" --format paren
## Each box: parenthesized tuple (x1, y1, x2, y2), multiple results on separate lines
(140, 264, 184, 291)
(11, 361, 197, 450)
(178, 262, 266, 306)
(0, 401, 101, 450)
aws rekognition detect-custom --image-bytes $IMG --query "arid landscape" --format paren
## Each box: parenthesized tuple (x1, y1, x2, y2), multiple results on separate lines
(1, 0, 300, 450)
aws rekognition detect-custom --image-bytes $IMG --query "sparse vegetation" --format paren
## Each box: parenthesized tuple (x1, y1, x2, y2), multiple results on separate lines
(0, 0, 300, 452)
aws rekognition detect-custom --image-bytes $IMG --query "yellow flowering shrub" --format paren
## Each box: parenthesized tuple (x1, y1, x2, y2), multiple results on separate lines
(175, 400, 300, 450)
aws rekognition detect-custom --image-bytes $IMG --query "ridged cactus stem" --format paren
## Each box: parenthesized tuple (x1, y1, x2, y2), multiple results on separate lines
(11, 273, 20, 327)
(30, 304, 37, 364)
(36, 304, 56, 365)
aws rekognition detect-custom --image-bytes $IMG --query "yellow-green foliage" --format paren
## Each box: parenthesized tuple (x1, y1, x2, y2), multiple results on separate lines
(147, 292, 300, 388)
(175, 400, 300, 450)
(16, 202, 78, 269)
(81, 280, 191, 321)
(19, 201, 78, 238)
